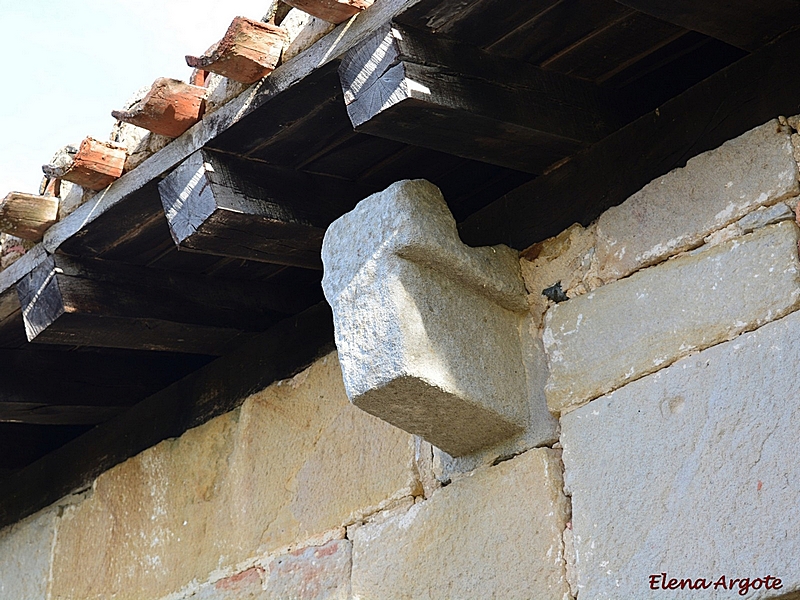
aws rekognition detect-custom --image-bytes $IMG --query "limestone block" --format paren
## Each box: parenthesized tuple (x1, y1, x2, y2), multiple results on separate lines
(737, 201, 794, 233)
(281, 9, 335, 63)
(351, 448, 571, 600)
(597, 119, 799, 281)
(322, 179, 534, 456)
(203, 73, 250, 116)
(544, 220, 800, 414)
(50, 354, 419, 600)
(190, 568, 267, 599)
(0, 508, 59, 600)
(520, 223, 598, 327)
(264, 539, 352, 600)
(560, 309, 800, 599)
(432, 318, 558, 481)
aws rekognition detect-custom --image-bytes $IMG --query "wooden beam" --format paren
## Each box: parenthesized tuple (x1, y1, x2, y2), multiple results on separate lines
(0, 245, 49, 349)
(0, 193, 59, 241)
(338, 23, 618, 173)
(16, 255, 317, 354)
(614, 0, 800, 52)
(0, 349, 210, 425)
(458, 28, 800, 249)
(158, 149, 369, 269)
(0, 301, 335, 528)
(42, 0, 423, 257)
(0, 423, 93, 476)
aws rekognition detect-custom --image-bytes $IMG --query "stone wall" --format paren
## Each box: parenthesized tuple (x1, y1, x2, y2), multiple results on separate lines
(3, 117, 800, 599)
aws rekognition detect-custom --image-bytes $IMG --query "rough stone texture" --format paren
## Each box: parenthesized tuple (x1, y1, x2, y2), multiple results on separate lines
(351, 448, 571, 600)
(190, 568, 267, 599)
(0, 507, 59, 600)
(50, 353, 419, 600)
(322, 179, 535, 457)
(520, 223, 599, 327)
(0, 233, 35, 269)
(561, 309, 800, 599)
(203, 73, 251, 116)
(737, 201, 794, 233)
(597, 119, 799, 281)
(433, 315, 558, 481)
(281, 8, 336, 62)
(264, 539, 352, 600)
(544, 220, 800, 414)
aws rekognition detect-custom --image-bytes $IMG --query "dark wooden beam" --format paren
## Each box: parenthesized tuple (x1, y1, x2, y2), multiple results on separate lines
(0, 302, 335, 528)
(16, 255, 318, 354)
(614, 0, 800, 52)
(338, 23, 619, 173)
(0, 245, 49, 349)
(0, 349, 211, 425)
(42, 0, 423, 258)
(0, 424, 94, 477)
(459, 28, 800, 249)
(158, 149, 369, 269)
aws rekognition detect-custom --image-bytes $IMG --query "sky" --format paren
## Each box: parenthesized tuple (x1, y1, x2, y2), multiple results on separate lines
(0, 0, 272, 195)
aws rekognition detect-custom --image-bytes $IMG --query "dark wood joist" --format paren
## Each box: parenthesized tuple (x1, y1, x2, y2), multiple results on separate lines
(0, 245, 50, 349)
(614, 0, 800, 52)
(459, 28, 800, 249)
(0, 302, 335, 528)
(338, 23, 619, 174)
(0, 349, 211, 425)
(158, 149, 370, 269)
(16, 255, 319, 354)
(0, 424, 94, 479)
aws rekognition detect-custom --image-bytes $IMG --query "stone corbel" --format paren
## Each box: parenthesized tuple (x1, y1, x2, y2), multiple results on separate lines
(322, 179, 535, 456)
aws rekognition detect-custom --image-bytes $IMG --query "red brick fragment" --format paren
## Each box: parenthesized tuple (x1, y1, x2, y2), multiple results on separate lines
(186, 17, 289, 84)
(283, 0, 374, 24)
(111, 78, 206, 138)
(57, 138, 126, 191)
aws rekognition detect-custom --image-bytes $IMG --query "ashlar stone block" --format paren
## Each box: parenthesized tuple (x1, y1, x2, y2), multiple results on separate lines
(597, 119, 799, 281)
(49, 354, 419, 600)
(351, 448, 571, 600)
(0, 507, 60, 600)
(322, 179, 534, 456)
(545, 220, 800, 414)
(561, 309, 800, 599)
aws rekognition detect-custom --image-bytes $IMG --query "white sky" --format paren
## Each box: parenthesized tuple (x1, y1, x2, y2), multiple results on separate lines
(0, 0, 272, 195)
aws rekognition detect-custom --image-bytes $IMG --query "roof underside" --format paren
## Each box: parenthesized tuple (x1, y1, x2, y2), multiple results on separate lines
(1, 0, 798, 526)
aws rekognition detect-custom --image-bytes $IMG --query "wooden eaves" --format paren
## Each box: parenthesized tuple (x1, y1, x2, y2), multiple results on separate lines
(1, 0, 799, 528)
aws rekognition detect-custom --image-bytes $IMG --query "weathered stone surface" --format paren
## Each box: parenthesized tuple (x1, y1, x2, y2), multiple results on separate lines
(0, 507, 59, 600)
(597, 119, 799, 281)
(544, 220, 800, 414)
(203, 73, 251, 116)
(186, 539, 350, 600)
(520, 223, 599, 327)
(737, 201, 794, 233)
(190, 567, 267, 599)
(50, 353, 419, 600)
(433, 316, 558, 480)
(264, 539, 351, 600)
(351, 448, 571, 600)
(322, 179, 533, 456)
(281, 8, 335, 62)
(561, 309, 800, 599)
